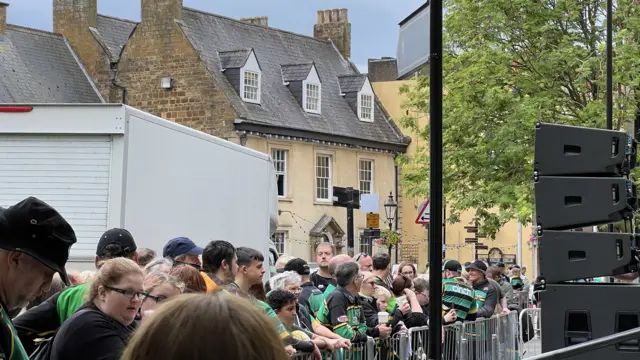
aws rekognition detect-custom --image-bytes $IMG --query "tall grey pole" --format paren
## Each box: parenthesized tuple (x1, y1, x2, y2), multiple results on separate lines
(606, 0, 614, 233)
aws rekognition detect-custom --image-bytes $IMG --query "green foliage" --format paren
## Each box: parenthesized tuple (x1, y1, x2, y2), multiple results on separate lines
(377, 229, 402, 248)
(400, 0, 640, 238)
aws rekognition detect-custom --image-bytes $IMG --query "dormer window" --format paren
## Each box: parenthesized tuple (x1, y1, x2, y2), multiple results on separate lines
(281, 62, 322, 114)
(305, 83, 321, 113)
(338, 74, 375, 122)
(359, 93, 373, 121)
(218, 48, 262, 105)
(243, 70, 260, 102)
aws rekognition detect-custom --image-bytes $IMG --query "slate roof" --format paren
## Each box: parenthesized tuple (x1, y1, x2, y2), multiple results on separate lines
(281, 63, 313, 83)
(177, 8, 408, 150)
(0, 26, 103, 103)
(93, 15, 137, 62)
(338, 75, 367, 93)
(218, 49, 252, 69)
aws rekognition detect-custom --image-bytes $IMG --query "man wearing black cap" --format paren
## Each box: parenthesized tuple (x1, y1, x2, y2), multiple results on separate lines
(0, 197, 77, 360)
(284, 258, 323, 315)
(162, 237, 203, 270)
(441, 260, 477, 324)
(465, 260, 498, 318)
(14, 228, 137, 354)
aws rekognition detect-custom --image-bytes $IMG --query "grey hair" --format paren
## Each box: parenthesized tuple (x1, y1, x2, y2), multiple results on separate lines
(144, 258, 173, 273)
(336, 262, 360, 287)
(269, 271, 301, 291)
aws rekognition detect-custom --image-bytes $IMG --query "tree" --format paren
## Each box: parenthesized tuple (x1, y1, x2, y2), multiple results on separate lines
(400, 0, 640, 238)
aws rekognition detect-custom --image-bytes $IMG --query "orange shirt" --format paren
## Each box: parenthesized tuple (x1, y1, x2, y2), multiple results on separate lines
(200, 272, 218, 294)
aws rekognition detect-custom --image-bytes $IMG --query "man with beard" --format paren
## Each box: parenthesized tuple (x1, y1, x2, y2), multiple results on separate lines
(200, 240, 238, 293)
(309, 243, 335, 292)
(0, 197, 76, 360)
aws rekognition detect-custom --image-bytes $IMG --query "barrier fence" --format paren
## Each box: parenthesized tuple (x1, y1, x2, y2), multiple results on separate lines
(519, 308, 542, 358)
(294, 311, 521, 360)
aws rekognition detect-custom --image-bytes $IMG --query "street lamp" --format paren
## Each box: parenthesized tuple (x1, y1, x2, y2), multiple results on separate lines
(384, 192, 397, 230)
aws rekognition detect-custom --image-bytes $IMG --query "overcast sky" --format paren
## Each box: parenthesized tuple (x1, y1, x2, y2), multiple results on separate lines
(6, 0, 424, 72)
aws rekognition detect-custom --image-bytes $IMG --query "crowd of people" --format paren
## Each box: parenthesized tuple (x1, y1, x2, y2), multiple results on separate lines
(0, 196, 533, 360)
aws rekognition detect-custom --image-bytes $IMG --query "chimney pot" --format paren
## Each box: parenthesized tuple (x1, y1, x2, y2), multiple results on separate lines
(240, 16, 268, 27)
(0, 2, 8, 39)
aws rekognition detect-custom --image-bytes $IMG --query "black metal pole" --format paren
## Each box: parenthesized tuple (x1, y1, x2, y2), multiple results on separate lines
(606, 0, 614, 233)
(428, 0, 443, 358)
(347, 187, 354, 256)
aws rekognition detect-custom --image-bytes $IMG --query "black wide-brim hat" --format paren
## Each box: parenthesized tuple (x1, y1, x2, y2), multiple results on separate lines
(0, 197, 77, 285)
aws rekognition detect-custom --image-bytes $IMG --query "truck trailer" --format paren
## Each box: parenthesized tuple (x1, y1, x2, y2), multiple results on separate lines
(0, 104, 278, 271)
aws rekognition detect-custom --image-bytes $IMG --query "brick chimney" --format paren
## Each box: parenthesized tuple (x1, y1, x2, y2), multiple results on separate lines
(368, 58, 398, 82)
(240, 16, 268, 27)
(0, 2, 7, 39)
(314, 9, 351, 59)
(53, 0, 97, 35)
(142, 0, 183, 24)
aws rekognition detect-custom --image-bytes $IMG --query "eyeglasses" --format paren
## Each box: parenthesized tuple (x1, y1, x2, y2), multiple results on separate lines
(365, 281, 376, 286)
(144, 293, 168, 303)
(104, 286, 146, 300)
(174, 260, 202, 271)
(354, 253, 369, 262)
(401, 271, 415, 276)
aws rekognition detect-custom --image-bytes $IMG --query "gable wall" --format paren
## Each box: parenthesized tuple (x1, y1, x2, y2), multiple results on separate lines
(115, 20, 237, 139)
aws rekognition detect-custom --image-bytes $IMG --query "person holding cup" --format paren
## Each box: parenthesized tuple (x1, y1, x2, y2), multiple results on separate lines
(358, 272, 391, 339)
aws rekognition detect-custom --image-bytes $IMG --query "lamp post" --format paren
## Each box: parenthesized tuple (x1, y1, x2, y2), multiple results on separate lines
(384, 192, 398, 260)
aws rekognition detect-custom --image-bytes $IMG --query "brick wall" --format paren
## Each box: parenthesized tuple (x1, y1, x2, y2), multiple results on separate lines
(115, 11, 236, 139)
(53, 0, 113, 101)
(0, 2, 7, 38)
(368, 58, 398, 82)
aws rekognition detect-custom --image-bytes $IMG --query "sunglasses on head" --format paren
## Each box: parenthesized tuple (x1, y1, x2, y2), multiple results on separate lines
(354, 253, 369, 262)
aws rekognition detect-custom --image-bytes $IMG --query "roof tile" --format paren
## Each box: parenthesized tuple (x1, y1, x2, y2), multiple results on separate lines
(0, 26, 102, 103)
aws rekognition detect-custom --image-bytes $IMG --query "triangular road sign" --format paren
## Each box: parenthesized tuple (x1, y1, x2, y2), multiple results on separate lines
(415, 200, 430, 225)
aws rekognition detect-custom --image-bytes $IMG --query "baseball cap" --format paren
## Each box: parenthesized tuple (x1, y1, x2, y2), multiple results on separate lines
(283, 258, 310, 276)
(0, 197, 77, 285)
(442, 259, 462, 273)
(96, 228, 137, 257)
(465, 260, 488, 274)
(163, 237, 203, 259)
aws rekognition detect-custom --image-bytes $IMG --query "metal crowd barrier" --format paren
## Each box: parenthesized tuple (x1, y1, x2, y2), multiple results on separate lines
(519, 307, 542, 358)
(293, 311, 520, 360)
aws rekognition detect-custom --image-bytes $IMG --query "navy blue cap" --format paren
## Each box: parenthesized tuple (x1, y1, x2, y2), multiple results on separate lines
(163, 237, 203, 259)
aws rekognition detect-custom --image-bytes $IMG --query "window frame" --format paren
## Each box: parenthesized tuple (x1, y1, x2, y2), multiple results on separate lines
(358, 159, 374, 195)
(272, 231, 287, 256)
(358, 92, 374, 122)
(315, 154, 332, 202)
(241, 70, 261, 104)
(304, 82, 322, 114)
(272, 149, 288, 198)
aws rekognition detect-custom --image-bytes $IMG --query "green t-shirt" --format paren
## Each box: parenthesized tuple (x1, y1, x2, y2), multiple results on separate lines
(0, 307, 28, 360)
(56, 283, 90, 324)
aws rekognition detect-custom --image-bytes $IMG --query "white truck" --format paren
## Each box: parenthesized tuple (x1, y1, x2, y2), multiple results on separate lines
(0, 104, 279, 271)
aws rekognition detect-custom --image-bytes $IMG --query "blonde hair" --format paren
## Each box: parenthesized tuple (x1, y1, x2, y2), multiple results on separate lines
(361, 271, 375, 283)
(121, 294, 289, 360)
(374, 285, 392, 300)
(88, 258, 144, 302)
(80, 270, 96, 283)
(144, 270, 185, 294)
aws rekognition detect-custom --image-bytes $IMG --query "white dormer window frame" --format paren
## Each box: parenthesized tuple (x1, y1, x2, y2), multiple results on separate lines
(240, 51, 262, 104)
(357, 78, 375, 122)
(302, 65, 322, 114)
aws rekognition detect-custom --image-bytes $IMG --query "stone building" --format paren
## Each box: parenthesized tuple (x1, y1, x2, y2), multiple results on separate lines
(52, 0, 410, 260)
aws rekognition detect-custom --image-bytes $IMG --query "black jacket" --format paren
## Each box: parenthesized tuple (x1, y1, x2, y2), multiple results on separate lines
(50, 305, 134, 360)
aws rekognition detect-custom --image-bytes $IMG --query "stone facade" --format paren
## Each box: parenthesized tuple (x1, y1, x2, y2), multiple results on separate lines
(313, 9, 351, 59)
(0, 2, 7, 38)
(53, 0, 112, 100)
(116, 1, 236, 139)
(368, 58, 398, 82)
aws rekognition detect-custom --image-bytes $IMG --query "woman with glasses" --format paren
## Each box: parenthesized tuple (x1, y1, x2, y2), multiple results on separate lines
(397, 261, 417, 280)
(49, 258, 145, 360)
(138, 271, 184, 321)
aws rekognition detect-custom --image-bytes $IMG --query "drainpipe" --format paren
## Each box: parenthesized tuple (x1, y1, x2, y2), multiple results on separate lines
(109, 65, 127, 104)
(394, 154, 399, 263)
